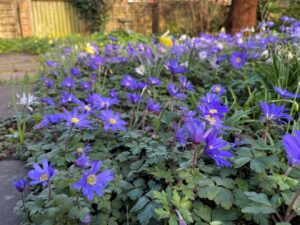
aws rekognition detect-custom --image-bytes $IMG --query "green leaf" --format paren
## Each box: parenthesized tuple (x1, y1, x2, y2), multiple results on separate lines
(171, 190, 181, 207)
(242, 192, 276, 214)
(127, 188, 143, 200)
(193, 203, 212, 223)
(137, 203, 156, 224)
(214, 188, 234, 210)
(131, 196, 150, 212)
(212, 208, 238, 222)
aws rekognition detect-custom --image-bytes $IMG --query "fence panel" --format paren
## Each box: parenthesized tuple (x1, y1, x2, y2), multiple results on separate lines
(31, 0, 80, 37)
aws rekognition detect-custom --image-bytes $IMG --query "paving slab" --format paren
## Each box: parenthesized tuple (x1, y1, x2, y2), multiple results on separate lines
(0, 53, 39, 80)
(0, 160, 27, 225)
(0, 85, 21, 119)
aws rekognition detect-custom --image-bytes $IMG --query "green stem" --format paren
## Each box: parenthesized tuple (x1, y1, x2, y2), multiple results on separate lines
(64, 125, 74, 153)
(286, 83, 300, 133)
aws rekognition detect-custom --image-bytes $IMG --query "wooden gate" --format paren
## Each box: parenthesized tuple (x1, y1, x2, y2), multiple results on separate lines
(31, 0, 81, 37)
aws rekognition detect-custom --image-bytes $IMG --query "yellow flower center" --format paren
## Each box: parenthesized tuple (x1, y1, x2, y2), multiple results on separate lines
(87, 174, 97, 186)
(40, 173, 48, 182)
(235, 57, 241, 63)
(205, 115, 216, 125)
(84, 105, 91, 112)
(71, 117, 80, 124)
(109, 118, 117, 125)
(77, 147, 83, 154)
(209, 109, 218, 114)
(215, 87, 221, 93)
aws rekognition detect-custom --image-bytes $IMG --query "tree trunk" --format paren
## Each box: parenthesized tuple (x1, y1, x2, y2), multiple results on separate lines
(226, 0, 258, 34)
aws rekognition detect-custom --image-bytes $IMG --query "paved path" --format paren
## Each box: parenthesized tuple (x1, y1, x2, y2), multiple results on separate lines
(0, 53, 39, 80)
(0, 160, 27, 225)
(0, 53, 38, 224)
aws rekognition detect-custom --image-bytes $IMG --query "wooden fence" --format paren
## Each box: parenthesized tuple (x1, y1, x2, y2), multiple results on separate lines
(31, 0, 81, 37)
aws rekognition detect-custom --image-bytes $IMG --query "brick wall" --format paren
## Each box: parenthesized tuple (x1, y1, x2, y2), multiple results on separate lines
(0, 0, 20, 38)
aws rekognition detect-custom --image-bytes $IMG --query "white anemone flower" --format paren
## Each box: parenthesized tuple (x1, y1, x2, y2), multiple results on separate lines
(16, 92, 38, 112)
(135, 64, 145, 76)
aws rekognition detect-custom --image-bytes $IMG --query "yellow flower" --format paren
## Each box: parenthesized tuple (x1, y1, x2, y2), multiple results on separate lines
(159, 36, 173, 48)
(85, 43, 96, 55)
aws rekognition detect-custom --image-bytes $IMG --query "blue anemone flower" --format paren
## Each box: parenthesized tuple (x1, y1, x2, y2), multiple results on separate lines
(230, 51, 247, 69)
(61, 108, 92, 129)
(184, 121, 210, 145)
(120, 75, 137, 90)
(61, 77, 75, 89)
(166, 83, 186, 100)
(274, 86, 300, 99)
(166, 59, 188, 75)
(210, 84, 226, 96)
(72, 160, 114, 201)
(127, 93, 142, 104)
(28, 159, 57, 187)
(99, 110, 127, 132)
(259, 102, 292, 124)
(147, 98, 161, 113)
(204, 131, 232, 168)
(14, 178, 27, 193)
(283, 130, 300, 166)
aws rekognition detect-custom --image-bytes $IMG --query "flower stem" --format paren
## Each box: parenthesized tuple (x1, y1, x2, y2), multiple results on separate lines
(284, 185, 300, 221)
(286, 83, 300, 133)
(192, 145, 198, 169)
(64, 125, 74, 153)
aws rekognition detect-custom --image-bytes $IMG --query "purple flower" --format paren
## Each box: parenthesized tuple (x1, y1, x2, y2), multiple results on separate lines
(175, 127, 186, 145)
(148, 77, 161, 86)
(179, 75, 194, 91)
(70, 67, 81, 76)
(282, 130, 300, 166)
(61, 108, 92, 129)
(99, 110, 127, 132)
(127, 93, 142, 104)
(28, 159, 57, 187)
(184, 121, 210, 145)
(81, 81, 91, 91)
(61, 77, 75, 89)
(36, 113, 63, 129)
(98, 96, 119, 110)
(81, 214, 91, 225)
(259, 102, 292, 124)
(147, 98, 161, 113)
(210, 84, 226, 95)
(274, 86, 300, 99)
(204, 131, 232, 168)
(137, 82, 147, 90)
(75, 154, 91, 169)
(109, 89, 118, 98)
(200, 93, 221, 104)
(41, 97, 55, 106)
(72, 160, 114, 201)
(120, 75, 137, 90)
(179, 106, 196, 122)
(166, 59, 188, 75)
(166, 83, 186, 100)
(198, 101, 229, 119)
(76, 145, 92, 156)
(42, 77, 54, 89)
(60, 91, 80, 105)
(230, 51, 247, 69)
(14, 178, 27, 192)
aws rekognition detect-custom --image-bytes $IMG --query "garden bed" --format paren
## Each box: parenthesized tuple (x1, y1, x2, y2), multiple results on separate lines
(8, 17, 300, 225)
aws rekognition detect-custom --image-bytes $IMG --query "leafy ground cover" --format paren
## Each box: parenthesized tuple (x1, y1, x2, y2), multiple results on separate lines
(0, 31, 148, 55)
(7, 17, 300, 225)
